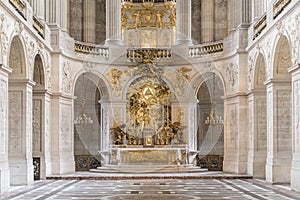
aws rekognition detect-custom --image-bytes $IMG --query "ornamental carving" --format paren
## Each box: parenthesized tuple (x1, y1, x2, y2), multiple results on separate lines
(32, 100, 41, 152)
(45, 52, 52, 90)
(83, 62, 95, 72)
(9, 91, 22, 152)
(165, 67, 190, 96)
(0, 14, 9, 56)
(106, 68, 124, 97)
(62, 61, 72, 94)
(248, 56, 254, 90)
(225, 63, 238, 92)
(14, 20, 24, 35)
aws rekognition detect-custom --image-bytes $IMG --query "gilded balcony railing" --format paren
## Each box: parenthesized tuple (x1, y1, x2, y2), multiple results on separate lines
(189, 41, 223, 58)
(74, 41, 109, 58)
(9, 0, 26, 20)
(253, 14, 267, 40)
(127, 48, 171, 62)
(273, 0, 291, 19)
(32, 15, 45, 39)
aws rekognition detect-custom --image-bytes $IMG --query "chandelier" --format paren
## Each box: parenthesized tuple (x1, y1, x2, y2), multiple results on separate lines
(204, 74, 224, 126)
(74, 74, 93, 125)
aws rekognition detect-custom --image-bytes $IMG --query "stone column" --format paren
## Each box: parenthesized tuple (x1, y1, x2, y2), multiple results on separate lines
(265, 80, 292, 183)
(290, 64, 300, 192)
(36, 0, 46, 20)
(32, 90, 52, 179)
(201, 0, 214, 43)
(105, 0, 122, 45)
(228, 0, 235, 31)
(247, 90, 267, 178)
(50, 95, 75, 174)
(0, 65, 12, 193)
(175, 0, 192, 45)
(8, 80, 35, 185)
(83, 0, 96, 43)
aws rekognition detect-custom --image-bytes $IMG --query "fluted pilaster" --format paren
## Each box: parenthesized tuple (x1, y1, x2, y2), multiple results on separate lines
(83, 0, 96, 43)
(45, 0, 68, 30)
(105, 0, 122, 45)
(201, 0, 214, 43)
(176, 0, 192, 45)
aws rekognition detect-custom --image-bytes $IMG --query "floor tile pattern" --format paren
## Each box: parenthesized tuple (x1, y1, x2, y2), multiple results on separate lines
(1, 179, 299, 200)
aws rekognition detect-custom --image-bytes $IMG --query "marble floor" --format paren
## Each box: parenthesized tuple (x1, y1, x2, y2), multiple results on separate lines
(1, 178, 299, 200)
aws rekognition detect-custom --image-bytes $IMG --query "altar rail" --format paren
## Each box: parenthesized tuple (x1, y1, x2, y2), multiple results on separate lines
(189, 41, 223, 58)
(74, 40, 109, 58)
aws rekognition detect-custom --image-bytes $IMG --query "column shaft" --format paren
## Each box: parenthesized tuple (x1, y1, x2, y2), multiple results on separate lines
(201, 0, 214, 43)
(83, 0, 96, 43)
(176, 0, 192, 45)
(105, 0, 122, 45)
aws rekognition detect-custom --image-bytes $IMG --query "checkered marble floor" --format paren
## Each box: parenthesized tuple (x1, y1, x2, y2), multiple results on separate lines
(1, 179, 299, 200)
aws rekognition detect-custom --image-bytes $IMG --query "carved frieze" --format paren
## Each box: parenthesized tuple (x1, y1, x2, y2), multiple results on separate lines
(106, 68, 125, 98)
(83, 62, 95, 72)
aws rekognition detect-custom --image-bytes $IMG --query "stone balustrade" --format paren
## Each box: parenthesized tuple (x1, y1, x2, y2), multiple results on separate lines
(273, 0, 291, 19)
(253, 14, 267, 40)
(189, 41, 223, 58)
(9, 0, 26, 20)
(74, 41, 109, 58)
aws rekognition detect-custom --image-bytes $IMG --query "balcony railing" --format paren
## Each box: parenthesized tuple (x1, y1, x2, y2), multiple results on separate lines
(253, 14, 267, 40)
(9, 0, 26, 20)
(127, 48, 171, 62)
(273, 0, 291, 19)
(189, 41, 223, 58)
(74, 41, 109, 58)
(121, 0, 176, 3)
(32, 15, 45, 39)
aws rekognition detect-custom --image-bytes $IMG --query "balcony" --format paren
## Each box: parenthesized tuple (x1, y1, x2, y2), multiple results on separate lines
(189, 41, 223, 58)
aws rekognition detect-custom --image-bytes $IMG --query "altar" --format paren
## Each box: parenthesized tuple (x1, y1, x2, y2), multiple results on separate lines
(109, 145, 187, 165)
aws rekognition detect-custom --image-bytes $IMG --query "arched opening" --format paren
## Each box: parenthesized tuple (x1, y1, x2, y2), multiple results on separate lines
(266, 36, 292, 183)
(8, 36, 34, 185)
(73, 73, 101, 171)
(32, 54, 49, 180)
(248, 53, 267, 179)
(196, 72, 224, 171)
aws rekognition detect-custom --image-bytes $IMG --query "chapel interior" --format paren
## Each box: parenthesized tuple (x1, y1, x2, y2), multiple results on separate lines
(0, 0, 300, 195)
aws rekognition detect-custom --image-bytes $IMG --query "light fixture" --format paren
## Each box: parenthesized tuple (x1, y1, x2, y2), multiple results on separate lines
(74, 75, 93, 125)
(204, 74, 224, 126)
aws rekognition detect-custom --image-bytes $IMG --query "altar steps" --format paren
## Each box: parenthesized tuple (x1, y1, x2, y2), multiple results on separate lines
(90, 165, 208, 174)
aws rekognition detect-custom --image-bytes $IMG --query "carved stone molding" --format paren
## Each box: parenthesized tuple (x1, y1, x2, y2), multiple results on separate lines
(248, 56, 254, 91)
(225, 63, 238, 92)
(0, 14, 10, 57)
(83, 62, 96, 72)
(62, 61, 72, 94)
